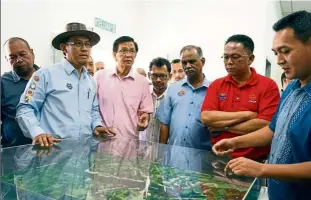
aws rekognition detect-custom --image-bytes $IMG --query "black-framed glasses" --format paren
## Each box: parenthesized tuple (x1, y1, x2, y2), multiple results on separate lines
(221, 54, 250, 62)
(117, 48, 137, 55)
(66, 41, 92, 48)
(150, 74, 169, 80)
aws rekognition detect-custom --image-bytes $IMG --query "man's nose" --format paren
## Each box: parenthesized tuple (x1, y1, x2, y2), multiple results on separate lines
(16, 55, 24, 63)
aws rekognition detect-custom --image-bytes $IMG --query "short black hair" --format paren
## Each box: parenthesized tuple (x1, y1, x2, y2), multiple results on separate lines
(180, 45, 203, 57)
(273, 10, 311, 43)
(225, 34, 254, 54)
(3, 37, 31, 54)
(113, 36, 138, 52)
(171, 59, 180, 64)
(149, 57, 171, 73)
(281, 72, 286, 87)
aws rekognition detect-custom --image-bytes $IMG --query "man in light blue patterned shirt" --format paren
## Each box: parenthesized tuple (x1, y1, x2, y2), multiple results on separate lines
(212, 11, 311, 200)
(16, 22, 113, 147)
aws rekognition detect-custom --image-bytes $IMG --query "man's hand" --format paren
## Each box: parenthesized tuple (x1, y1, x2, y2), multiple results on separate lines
(32, 144, 61, 156)
(208, 126, 228, 138)
(208, 126, 228, 133)
(32, 133, 61, 147)
(225, 157, 265, 178)
(93, 126, 116, 137)
(137, 113, 149, 131)
(212, 138, 236, 156)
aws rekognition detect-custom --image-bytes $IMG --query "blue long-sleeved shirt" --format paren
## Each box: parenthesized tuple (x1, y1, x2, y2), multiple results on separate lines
(16, 59, 102, 139)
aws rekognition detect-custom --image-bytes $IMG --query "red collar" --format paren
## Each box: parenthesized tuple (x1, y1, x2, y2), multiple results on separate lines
(224, 67, 259, 88)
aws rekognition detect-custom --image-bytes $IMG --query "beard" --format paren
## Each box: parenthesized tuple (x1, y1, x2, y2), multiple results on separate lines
(14, 65, 33, 77)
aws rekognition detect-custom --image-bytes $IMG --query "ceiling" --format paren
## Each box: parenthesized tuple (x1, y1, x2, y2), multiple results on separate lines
(279, 0, 311, 16)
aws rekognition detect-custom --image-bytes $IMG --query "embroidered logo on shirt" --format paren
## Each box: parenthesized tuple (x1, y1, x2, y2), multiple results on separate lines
(219, 93, 227, 101)
(25, 89, 34, 96)
(178, 90, 185, 96)
(24, 95, 31, 102)
(66, 83, 73, 90)
(29, 81, 37, 90)
(249, 94, 257, 103)
(33, 76, 40, 81)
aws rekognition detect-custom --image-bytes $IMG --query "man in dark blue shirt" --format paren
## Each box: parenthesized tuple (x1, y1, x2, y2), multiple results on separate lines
(1, 37, 39, 147)
(212, 11, 311, 200)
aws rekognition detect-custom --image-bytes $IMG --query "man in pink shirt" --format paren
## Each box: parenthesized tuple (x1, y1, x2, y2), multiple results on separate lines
(94, 36, 153, 149)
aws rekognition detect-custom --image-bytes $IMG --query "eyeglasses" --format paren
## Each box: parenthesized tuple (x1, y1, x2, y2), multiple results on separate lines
(150, 74, 169, 80)
(117, 49, 137, 55)
(221, 54, 250, 62)
(66, 41, 92, 48)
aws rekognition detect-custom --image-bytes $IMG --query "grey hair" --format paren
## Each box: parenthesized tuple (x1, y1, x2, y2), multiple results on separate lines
(180, 45, 203, 57)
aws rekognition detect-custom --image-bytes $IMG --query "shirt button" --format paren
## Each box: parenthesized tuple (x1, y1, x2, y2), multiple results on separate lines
(237, 97, 240, 100)
(189, 114, 191, 116)
(190, 102, 194, 104)
(186, 126, 188, 128)
(183, 139, 186, 141)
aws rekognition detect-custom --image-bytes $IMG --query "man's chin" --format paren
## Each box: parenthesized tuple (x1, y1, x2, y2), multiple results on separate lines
(154, 86, 166, 91)
(15, 67, 33, 77)
(186, 73, 198, 79)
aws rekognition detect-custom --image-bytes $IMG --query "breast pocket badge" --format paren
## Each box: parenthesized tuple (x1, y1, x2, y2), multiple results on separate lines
(178, 90, 185, 96)
(66, 83, 73, 90)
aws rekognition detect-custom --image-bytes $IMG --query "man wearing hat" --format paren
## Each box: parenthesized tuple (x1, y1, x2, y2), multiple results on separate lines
(16, 22, 113, 147)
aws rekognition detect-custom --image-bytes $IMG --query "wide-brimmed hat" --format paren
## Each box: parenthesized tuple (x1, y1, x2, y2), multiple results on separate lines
(52, 22, 100, 50)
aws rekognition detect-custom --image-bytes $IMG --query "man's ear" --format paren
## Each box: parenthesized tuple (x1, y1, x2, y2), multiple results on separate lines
(248, 54, 255, 65)
(201, 57, 206, 66)
(148, 72, 151, 79)
(30, 48, 35, 60)
(113, 52, 117, 61)
(60, 43, 68, 55)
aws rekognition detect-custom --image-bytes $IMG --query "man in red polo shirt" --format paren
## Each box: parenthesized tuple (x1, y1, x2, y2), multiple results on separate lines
(201, 34, 280, 160)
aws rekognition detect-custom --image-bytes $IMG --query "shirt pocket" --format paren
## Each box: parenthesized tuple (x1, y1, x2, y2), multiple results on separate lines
(83, 86, 96, 111)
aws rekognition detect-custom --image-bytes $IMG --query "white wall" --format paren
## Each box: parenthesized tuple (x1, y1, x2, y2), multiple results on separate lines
(132, 0, 282, 82)
(1, 0, 284, 85)
(265, 0, 284, 88)
(1, 0, 141, 73)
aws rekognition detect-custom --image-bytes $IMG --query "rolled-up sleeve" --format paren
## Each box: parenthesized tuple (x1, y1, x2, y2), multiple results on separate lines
(156, 89, 172, 125)
(16, 70, 46, 139)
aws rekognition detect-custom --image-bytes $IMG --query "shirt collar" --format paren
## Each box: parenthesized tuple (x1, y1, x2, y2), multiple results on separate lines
(224, 67, 259, 88)
(109, 67, 136, 80)
(12, 64, 40, 83)
(181, 74, 210, 88)
(62, 58, 88, 79)
(62, 58, 76, 75)
(151, 88, 167, 100)
(290, 79, 311, 97)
